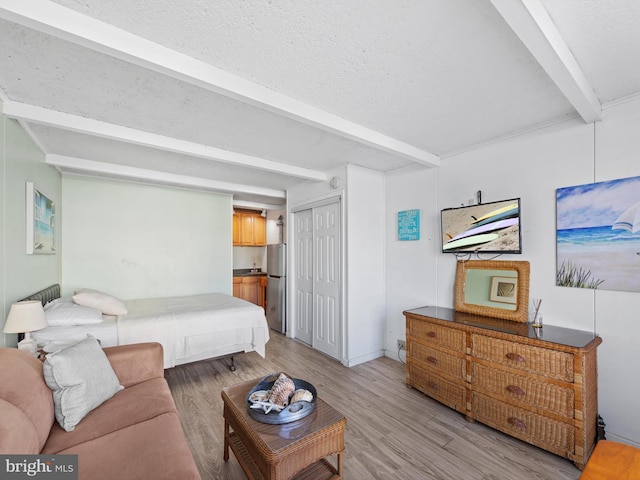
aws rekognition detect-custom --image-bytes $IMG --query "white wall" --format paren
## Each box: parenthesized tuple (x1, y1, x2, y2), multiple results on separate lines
(233, 246, 265, 270)
(266, 208, 286, 244)
(1, 110, 60, 347)
(287, 164, 386, 366)
(345, 164, 386, 365)
(384, 97, 640, 446)
(591, 98, 640, 447)
(384, 164, 439, 362)
(61, 176, 233, 299)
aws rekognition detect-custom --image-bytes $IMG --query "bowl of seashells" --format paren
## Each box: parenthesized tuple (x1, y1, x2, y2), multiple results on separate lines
(246, 372, 317, 424)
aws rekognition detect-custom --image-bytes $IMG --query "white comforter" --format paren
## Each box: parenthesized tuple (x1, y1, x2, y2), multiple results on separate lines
(118, 293, 270, 368)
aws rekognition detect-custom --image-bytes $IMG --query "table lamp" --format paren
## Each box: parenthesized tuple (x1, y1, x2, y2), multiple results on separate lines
(3, 300, 48, 355)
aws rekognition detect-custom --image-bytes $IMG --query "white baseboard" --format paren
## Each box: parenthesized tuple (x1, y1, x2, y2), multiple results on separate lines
(384, 348, 405, 362)
(604, 432, 640, 449)
(342, 349, 384, 367)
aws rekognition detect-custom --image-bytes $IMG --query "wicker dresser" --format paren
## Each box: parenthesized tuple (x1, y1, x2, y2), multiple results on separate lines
(404, 306, 602, 469)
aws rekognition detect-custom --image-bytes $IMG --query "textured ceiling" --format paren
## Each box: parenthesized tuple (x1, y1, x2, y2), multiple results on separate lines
(1, 0, 640, 205)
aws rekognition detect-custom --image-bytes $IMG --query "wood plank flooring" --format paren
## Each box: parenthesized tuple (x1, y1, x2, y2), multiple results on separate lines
(165, 332, 581, 480)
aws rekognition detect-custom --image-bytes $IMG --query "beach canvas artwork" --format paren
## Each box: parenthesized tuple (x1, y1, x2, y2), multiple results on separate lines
(556, 175, 640, 293)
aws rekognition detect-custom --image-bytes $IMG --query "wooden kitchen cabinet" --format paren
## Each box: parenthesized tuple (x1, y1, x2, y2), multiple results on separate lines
(404, 306, 602, 470)
(233, 211, 266, 246)
(253, 215, 266, 245)
(232, 276, 242, 297)
(233, 276, 266, 308)
(232, 214, 241, 245)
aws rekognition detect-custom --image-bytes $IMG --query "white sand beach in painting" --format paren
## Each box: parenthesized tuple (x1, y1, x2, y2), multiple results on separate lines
(557, 240, 640, 293)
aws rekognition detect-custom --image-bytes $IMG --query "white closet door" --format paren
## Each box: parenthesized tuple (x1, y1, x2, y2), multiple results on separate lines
(312, 202, 341, 360)
(294, 208, 313, 345)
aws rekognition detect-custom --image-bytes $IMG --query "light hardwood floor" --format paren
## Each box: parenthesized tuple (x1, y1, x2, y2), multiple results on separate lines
(165, 332, 581, 480)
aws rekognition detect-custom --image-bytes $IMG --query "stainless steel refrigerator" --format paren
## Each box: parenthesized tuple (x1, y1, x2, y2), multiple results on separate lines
(266, 244, 286, 333)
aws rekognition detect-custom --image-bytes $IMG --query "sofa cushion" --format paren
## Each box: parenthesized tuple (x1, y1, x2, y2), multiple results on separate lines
(0, 348, 55, 451)
(43, 336, 123, 432)
(51, 412, 201, 480)
(42, 377, 177, 454)
(103, 342, 165, 388)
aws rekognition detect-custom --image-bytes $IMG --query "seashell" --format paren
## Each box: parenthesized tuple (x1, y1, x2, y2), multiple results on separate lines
(291, 389, 313, 403)
(249, 390, 270, 403)
(268, 373, 295, 407)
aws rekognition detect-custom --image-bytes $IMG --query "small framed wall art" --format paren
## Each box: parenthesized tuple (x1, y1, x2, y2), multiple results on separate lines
(26, 182, 56, 254)
(489, 275, 517, 304)
(398, 209, 420, 241)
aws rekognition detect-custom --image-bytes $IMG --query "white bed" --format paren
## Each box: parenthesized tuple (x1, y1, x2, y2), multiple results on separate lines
(29, 286, 270, 369)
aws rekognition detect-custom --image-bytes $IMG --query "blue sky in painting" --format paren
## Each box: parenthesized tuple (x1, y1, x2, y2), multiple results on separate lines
(556, 176, 640, 230)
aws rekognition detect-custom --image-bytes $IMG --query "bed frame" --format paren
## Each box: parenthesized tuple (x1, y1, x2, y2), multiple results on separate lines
(20, 284, 61, 306)
(19, 284, 240, 371)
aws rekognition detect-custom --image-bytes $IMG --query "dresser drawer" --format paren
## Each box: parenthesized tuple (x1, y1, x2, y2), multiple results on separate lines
(471, 363, 575, 418)
(408, 363, 466, 413)
(471, 334, 574, 382)
(471, 392, 575, 457)
(410, 341, 466, 382)
(408, 320, 465, 352)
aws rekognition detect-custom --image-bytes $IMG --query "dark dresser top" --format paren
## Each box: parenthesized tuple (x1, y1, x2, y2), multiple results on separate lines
(404, 306, 600, 349)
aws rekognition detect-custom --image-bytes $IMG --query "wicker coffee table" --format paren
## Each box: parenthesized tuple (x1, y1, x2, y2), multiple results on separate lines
(222, 378, 346, 480)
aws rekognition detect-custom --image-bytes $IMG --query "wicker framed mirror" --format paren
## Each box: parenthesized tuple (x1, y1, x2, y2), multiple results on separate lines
(454, 259, 530, 322)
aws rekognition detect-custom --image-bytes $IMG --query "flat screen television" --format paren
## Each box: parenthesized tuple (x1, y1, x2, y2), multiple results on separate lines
(440, 198, 522, 254)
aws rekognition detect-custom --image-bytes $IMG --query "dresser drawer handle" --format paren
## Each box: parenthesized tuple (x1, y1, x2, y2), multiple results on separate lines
(427, 381, 440, 391)
(427, 356, 439, 366)
(505, 352, 525, 363)
(506, 385, 525, 396)
(507, 417, 527, 431)
(426, 331, 438, 339)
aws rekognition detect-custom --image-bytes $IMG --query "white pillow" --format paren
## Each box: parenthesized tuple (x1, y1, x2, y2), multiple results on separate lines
(44, 298, 103, 326)
(43, 335, 123, 432)
(73, 288, 128, 316)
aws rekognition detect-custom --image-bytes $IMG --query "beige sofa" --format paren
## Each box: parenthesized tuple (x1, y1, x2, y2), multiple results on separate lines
(0, 342, 201, 480)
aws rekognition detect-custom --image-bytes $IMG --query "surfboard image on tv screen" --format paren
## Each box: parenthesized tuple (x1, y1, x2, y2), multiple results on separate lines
(441, 198, 522, 254)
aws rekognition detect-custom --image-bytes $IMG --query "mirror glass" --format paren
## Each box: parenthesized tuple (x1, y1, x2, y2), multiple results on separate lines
(454, 260, 530, 322)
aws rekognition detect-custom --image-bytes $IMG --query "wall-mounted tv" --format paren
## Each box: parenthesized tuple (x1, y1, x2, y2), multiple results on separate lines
(441, 198, 522, 254)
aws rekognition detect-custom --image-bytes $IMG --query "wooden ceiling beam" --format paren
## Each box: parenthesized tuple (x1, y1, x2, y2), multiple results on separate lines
(0, 1, 440, 168)
(3, 101, 326, 182)
(46, 155, 287, 199)
(490, 0, 602, 123)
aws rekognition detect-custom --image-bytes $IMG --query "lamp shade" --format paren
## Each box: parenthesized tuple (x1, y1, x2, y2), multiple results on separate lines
(3, 300, 47, 334)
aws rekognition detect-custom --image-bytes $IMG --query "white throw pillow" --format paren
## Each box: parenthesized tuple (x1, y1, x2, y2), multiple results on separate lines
(73, 288, 128, 316)
(44, 298, 103, 326)
(43, 335, 123, 432)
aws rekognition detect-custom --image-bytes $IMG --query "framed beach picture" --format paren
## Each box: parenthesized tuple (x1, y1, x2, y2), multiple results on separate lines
(489, 276, 517, 304)
(556, 175, 640, 293)
(26, 182, 56, 255)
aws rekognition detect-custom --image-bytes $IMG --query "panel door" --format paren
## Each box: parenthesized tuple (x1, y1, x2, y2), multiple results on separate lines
(240, 213, 255, 245)
(312, 202, 341, 360)
(253, 215, 266, 246)
(232, 214, 241, 245)
(294, 209, 313, 345)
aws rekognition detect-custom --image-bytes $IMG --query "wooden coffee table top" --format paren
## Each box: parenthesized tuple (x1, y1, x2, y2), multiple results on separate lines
(222, 377, 346, 455)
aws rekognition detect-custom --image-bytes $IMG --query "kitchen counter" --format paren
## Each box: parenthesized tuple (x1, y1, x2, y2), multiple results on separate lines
(233, 269, 267, 277)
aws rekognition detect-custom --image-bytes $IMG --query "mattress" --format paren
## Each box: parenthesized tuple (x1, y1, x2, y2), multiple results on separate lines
(118, 293, 270, 368)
